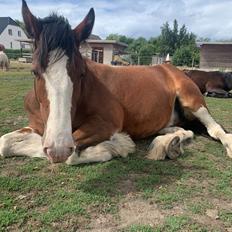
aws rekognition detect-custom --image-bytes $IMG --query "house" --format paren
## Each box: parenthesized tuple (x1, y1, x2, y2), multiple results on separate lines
(0, 17, 30, 49)
(80, 35, 128, 65)
(197, 42, 232, 70)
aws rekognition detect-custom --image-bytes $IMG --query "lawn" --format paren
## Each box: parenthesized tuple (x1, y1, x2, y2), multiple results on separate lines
(0, 70, 232, 232)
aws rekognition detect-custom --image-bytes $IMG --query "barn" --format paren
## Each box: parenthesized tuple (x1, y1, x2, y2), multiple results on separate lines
(197, 42, 232, 70)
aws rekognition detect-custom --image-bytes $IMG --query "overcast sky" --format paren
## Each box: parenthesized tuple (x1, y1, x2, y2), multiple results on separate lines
(1, 0, 232, 40)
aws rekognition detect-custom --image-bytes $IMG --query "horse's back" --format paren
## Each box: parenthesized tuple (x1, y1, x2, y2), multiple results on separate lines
(185, 70, 226, 93)
(87, 61, 204, 138)
(0, 52, 9, 69)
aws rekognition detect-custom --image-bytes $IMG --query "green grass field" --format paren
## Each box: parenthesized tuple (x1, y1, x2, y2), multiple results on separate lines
(0, 71, 232, 232)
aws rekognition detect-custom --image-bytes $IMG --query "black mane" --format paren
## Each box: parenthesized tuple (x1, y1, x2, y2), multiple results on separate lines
(37, 13, 76, 69)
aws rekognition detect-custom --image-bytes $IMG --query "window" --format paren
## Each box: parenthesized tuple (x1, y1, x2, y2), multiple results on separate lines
(8, 29, 12, 36)
(91, 47, 104, 63)
(21, 43, 25, 49)
(10, 42, 13, 48)
(18, 31, 21, 37)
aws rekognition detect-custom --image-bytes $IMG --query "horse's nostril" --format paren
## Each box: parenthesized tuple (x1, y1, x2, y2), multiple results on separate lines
(69, 147, 75, 154)
(43, 147, 48, 154)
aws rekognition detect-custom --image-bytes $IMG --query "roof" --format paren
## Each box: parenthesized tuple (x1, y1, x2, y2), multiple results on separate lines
(88, 34, 101, 40)
(0, 17, 19, 35)
(86, 39, 128, 48)
(197, 41, 232, 47)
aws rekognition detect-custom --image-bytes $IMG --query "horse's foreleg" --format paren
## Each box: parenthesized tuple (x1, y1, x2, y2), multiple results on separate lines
(66, 118, 135, 165)
(66, 133, 135, 165)
(0, 127, 45, 158)
(146, 127, 194, 160)
(192, 106, 232, 158)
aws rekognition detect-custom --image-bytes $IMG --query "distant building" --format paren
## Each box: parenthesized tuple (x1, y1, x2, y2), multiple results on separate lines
(80, 34, 128, 65)
(0, 17, 30, 49)
(197, 42, 232, 70)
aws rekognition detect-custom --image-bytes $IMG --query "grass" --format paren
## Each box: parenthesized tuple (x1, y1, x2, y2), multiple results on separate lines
(0, 69, 232, 231)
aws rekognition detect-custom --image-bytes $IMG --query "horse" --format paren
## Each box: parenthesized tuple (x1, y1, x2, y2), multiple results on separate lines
(0, 0, 232, 165)
(0, 44, 5, 51)
(0, 51, 9, 71)
(184, 70, 232, 98)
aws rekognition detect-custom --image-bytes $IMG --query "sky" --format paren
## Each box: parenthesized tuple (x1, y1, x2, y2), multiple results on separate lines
(1, 0, 232, 40)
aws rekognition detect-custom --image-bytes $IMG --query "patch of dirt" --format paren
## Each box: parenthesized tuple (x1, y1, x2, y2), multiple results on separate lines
(211, 198, 232, 211)
(192, 214, 226, 231)
(118, 197, 164, 229)
(86, 196, 165, 231)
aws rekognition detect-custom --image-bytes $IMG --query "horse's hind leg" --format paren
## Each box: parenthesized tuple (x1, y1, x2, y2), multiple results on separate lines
(192, 107, 232, 158)
(0, 127, 45, 158)
(177, 79, 232, 158)
(146, 127, 194, 160)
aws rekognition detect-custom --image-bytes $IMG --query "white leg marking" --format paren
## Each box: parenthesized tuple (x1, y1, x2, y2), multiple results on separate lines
(0, 128, 45, 158)
(193, 106, 232, 158)
(66, 133, 135, 165)
(147, 127, 194, 160)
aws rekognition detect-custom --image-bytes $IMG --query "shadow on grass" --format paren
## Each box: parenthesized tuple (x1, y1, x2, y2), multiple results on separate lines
(75, 139, 196, 198)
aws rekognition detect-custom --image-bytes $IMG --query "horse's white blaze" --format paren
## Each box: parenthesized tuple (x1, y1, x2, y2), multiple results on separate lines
(193, 106, 232, 158)
(43, 50, 74, 149)
(66, 133, 135, 165)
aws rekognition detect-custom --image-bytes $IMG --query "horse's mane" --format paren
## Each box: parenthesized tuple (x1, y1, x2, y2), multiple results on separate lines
(37, 13, 76, 69)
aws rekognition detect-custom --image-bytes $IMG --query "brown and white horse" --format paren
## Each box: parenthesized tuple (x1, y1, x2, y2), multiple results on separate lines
(0, 0, 232, 165)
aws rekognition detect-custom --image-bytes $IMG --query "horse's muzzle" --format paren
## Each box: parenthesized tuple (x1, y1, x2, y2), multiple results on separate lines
(43, 146, 75, 163)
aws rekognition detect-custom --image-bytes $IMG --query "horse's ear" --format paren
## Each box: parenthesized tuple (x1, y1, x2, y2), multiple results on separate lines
(73, 8, 95, 43)
(22, 0, 41, 39)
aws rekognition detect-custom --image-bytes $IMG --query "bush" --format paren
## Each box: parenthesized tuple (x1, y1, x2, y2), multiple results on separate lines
(139, 44, 156, 65)
(172, 46, 199, 67)
(5, 49, 31, 60)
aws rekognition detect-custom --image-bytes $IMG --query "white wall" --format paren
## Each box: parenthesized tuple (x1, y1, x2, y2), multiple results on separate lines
(0, 25, 30, 49)
(80, 43, 114, 65)
(103, 44, 113, 65)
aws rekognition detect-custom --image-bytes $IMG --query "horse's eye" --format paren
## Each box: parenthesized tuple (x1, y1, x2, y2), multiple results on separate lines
(31, 69, 39, 77)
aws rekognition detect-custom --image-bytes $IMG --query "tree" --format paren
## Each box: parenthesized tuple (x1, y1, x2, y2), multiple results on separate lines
(172, 45, 199, 67)
(127, 37, 148, 64)
(106, 34, 134, 45)
(139, 44, 156, 65)
(157, 20, 196, 56)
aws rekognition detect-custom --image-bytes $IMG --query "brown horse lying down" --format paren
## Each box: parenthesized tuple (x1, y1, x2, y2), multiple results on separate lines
(185, 70, 232, 98)
(0, 1, 232, 165)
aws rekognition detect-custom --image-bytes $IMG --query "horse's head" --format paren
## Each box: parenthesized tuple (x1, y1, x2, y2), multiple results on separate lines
(22, 0, 95, 163)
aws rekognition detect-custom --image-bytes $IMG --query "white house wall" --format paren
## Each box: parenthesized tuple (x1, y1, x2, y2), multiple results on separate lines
(103, 44, 113, 64)
(0, 25, 30, 49)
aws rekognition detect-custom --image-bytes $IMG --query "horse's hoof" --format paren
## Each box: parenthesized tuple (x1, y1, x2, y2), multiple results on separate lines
(166, 136, 182, 160)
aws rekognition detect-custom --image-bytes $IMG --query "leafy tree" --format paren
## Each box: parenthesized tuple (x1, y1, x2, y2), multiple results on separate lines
(139, 44, 156, 65)
(196, 37, 211, 42)
(148, 37, 159, 51)
(106, 34, 134, 45)
(172, 45, 199, 67)
(157, 20, 196, 56)
(127, 37, 148, 64)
